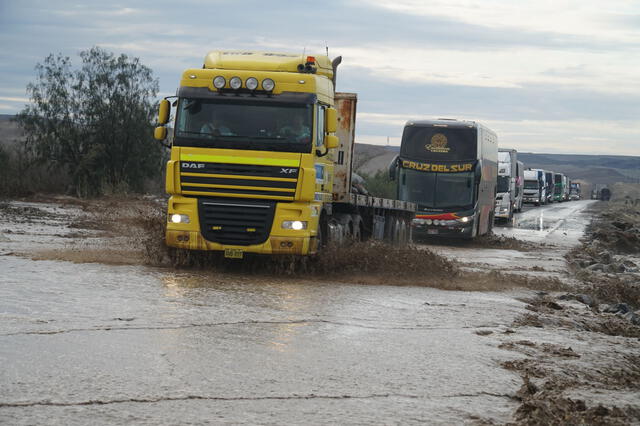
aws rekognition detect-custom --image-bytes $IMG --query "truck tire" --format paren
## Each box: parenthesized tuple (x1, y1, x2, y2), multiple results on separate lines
(315, 215, 328, 252)
(351, 214, 364, 242)
(399, 220, 410, 245)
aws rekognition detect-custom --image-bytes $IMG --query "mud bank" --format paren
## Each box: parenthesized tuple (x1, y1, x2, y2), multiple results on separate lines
(497, 197, 640, 425)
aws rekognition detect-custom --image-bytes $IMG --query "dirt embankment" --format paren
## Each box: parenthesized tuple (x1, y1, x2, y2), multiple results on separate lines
(497, 194, 640, 425)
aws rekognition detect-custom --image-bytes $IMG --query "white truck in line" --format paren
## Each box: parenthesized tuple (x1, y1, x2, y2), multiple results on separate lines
(494, 149, 523, 220)
(523, 168, 547, 206)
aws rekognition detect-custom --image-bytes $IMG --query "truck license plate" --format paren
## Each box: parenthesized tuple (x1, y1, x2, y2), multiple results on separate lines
(427, 229, 438, 235)
(224, 249, 244, 259)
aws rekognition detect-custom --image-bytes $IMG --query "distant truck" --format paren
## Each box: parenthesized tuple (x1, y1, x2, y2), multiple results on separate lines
(553, 173, 566, 202)
(569, 182, 581, 200)
(153, 51, 415, 258)
(390, 119, 498, 239)
(523, 169, 547, 206)
(494, 148, 523, 220)
(562, 175, 570, 200)
(544, 171, 555, 203)
(591, 184, 610, 200)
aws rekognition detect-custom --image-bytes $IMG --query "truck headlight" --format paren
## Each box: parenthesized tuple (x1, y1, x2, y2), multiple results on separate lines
(262, 78, 275, 91)
(245, 77, 258, 90)
(457, 216, 471, 223)
(213, 76, 226, 89)
(282, 220, 307, 230)
(170, 214, 190, 224)
(229, 76, 242, 89)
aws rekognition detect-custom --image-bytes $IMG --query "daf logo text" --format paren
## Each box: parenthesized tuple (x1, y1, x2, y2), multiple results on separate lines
(280, 168, 297, 174)
(182, 162, 205, 169)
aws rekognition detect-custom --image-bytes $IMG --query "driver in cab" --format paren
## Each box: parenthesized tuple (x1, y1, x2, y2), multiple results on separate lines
(201, 115, 235, 137)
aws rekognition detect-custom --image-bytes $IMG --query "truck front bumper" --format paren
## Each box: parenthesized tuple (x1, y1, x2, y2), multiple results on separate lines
(165, 195, 319, 256)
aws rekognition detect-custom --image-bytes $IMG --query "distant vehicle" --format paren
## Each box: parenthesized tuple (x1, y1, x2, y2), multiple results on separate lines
(569, 182, 581, 200)
(591, 184, 609, 200)
(523, 169, 547, 206)
(562, 175, 570, 201)
(544, 171, 554, 203)
(553, 173, 566, 202)
(391, 119, 498, 239)
(495, 148, 522, 220)
(600, 187, 611, 201)
(516, 161, 525, 209)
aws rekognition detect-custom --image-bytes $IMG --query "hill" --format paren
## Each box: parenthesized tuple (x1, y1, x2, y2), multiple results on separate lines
(353, 143, 640, 187)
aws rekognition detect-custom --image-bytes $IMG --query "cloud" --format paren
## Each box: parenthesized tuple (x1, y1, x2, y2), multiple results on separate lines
(1, 0, 639, 156)
(0, 96, 29, 103)
(362, 0, 640, 44)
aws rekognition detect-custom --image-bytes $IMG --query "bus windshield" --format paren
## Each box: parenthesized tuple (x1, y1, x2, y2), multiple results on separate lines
(173, 97, 313, 153)
(524, 180, 539, 189)
(399, 168, 475, 209)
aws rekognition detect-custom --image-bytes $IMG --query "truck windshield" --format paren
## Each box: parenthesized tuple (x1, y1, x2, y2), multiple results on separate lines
(497, 176, 510, 193)
(398, 169, 475, 209)
(524, 180, 539, 189)
(173, 98, 313, 153)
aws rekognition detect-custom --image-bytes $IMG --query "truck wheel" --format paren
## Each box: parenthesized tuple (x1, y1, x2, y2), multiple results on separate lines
(392, 219, 402, 245)
(399, 220, 409, 245)
(315, 215, 328, 252)
(351, 214, 363, 242)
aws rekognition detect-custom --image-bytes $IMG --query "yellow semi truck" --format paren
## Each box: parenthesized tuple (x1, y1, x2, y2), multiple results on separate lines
(154, 51, 414, 258)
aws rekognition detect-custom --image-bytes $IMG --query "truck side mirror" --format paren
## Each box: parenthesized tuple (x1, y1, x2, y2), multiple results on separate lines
(154, 126, 167, 141)
(158, 99, 170, 125)
(325, 134, 339, 149)
(325, 107, 337, 133)
(388, 155, 399, 180)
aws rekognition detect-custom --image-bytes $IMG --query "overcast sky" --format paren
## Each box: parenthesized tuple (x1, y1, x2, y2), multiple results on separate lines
(1, 0, 639, 155)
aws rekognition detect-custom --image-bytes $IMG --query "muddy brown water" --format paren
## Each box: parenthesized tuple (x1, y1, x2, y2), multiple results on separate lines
(1, 198, 638, 424)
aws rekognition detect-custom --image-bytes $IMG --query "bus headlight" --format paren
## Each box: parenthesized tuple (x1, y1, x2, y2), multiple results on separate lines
(170, 214, 190, 224)
(229, 76, 242, 89)
(282, 220, 307, 230)
(213, 76, 226, 89)
(457, 216, 471, 223)
(262, 78, 275, 91)
(245, 77, 258, 90)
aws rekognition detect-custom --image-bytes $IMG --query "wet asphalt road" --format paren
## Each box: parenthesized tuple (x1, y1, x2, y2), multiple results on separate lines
(0, 200, 593, 424)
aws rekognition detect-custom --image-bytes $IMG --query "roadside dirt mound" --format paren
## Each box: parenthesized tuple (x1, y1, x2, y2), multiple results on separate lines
(503, 294, 640, 425)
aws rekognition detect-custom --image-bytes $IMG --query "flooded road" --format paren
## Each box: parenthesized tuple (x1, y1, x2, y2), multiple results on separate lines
(0, 258, 526, 424)
(0, 198, 619, 424)
(495, 200, 595, 247)
(427, 200, 595, 280)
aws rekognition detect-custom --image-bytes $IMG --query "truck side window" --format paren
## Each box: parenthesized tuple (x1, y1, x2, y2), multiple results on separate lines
(316, 105, 325, 147)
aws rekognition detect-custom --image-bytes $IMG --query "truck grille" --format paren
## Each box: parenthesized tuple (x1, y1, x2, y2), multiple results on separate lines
(198, 199, 276, 246)
(181, 162, 298, 201)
